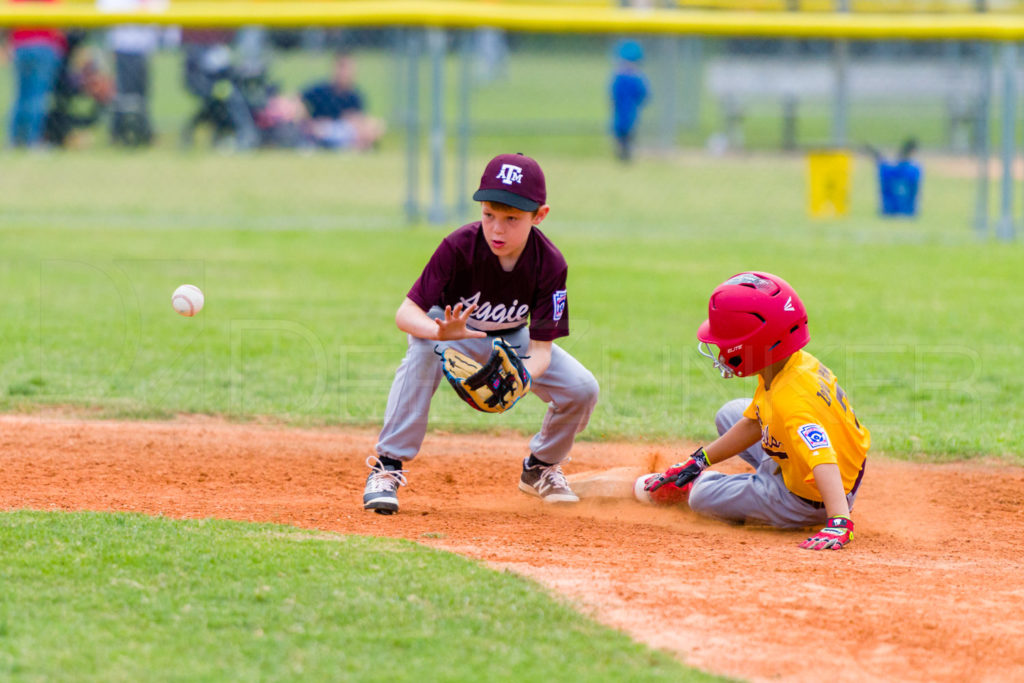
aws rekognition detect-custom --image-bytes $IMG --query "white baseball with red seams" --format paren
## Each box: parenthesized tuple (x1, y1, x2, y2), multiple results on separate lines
(172, 284, 204, 317)
(634, 474, 654, 504)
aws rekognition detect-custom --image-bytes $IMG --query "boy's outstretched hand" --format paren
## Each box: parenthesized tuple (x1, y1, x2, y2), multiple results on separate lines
(435, 303, 487, 341)
(800, 515, 854, 550)
(645, 447, 710, 493)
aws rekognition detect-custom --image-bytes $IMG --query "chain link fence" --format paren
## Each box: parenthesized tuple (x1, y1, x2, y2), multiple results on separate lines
(2, 13, 1017, 231)
(3, 24, 1000, 152)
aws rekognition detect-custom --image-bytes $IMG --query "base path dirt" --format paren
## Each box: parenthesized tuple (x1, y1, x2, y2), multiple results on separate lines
(2, 416, 1023, 682)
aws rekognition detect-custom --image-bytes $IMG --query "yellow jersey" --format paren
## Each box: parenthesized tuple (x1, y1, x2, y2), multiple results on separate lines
(742, 350, 870, 502)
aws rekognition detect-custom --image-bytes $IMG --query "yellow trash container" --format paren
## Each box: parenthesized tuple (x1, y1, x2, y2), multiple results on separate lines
(807, 149, 852, 218)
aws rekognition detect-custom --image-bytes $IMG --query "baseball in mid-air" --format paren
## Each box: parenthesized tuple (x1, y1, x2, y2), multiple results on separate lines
(172, 284, 204, 317)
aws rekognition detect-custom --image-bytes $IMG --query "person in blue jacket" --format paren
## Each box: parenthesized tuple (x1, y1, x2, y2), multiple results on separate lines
(610, 40, 649, 163)
(868, 137, 922, 217)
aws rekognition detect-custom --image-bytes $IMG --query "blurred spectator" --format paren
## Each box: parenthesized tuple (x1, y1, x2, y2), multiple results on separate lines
(97, 0, 161, 146)
(254, 85, 307, 148)
(179, 29, 309, 151)
(609, 39, 648, 163)
(867, 138, 922, 217)
(43, 30, 115, 147)
(301, 52, 385, 151)
(7, 0, 67, 148)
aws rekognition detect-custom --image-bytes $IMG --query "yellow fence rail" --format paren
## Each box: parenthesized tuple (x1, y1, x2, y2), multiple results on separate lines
(676, 0, 1024, 12)
(48, 0, 1024, 10)
(3, 1, 1024, 38)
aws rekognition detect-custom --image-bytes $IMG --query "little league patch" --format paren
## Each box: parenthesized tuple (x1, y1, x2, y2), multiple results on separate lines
(552, 290, 567, 321)
(797, 423, 831, 451)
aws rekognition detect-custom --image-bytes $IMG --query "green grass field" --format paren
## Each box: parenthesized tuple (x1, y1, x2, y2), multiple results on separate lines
(0, 511, 716, 681)
(1, 149, 1019, 459)
(1, 36, 1020, 682)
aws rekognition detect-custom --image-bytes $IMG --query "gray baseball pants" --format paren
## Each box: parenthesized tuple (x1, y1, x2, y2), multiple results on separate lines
(688, 398, 860, 529)
(375, 313, 599, 465)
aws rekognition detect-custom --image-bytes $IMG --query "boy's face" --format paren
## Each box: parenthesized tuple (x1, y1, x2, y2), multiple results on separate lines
(480, 202, 549, 260)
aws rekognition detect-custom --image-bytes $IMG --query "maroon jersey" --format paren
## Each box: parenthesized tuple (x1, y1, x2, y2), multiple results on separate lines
(407, 222, 569, 342)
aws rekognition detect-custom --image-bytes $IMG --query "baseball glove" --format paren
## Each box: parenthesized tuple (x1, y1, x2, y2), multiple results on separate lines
(440, 338, 531, 413)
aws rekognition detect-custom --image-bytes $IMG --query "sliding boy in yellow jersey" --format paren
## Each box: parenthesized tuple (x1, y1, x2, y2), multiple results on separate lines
(637, 272, 870, 551)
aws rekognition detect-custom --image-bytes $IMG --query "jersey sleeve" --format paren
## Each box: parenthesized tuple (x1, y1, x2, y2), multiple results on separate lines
(407, 238, 456, 312)
(741, 398, 759, 422)
(783, 408, 839, 477)
(742, 377, 766, 421)
(528, 263, 570, 342)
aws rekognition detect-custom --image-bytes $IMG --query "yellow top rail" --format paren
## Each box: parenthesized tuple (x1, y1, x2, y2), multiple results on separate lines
(42, 0, 1024, 9)
(676, 0, 1023, 11)
(3, 1, 1024, 39)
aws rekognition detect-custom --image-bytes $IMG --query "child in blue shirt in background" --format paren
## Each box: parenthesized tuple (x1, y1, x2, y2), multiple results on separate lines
(610, 40, 649, 163)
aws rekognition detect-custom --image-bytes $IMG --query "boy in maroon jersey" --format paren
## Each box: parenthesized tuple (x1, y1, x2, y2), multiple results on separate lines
(363, 153, 599, 514)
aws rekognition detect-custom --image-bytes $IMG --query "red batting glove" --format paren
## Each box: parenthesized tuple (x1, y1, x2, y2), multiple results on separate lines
(638, 474, 692, 505)
(799, 515, 854, 550)
(645, 447, 710, 493)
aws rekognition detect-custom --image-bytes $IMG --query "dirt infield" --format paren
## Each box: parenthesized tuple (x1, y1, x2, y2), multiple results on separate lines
(2, 415, 1022, 682)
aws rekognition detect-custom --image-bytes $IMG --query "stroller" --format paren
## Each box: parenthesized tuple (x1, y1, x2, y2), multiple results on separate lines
(183, 46, 264, 150)
(43, 31, 115, 147)
(181, 45, 268, 149)
(182, 46, 309, 149)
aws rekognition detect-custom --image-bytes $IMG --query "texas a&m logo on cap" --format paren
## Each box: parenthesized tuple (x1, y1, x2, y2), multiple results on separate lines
(473, 153, 547, 211)
(496, 164, 523, 185)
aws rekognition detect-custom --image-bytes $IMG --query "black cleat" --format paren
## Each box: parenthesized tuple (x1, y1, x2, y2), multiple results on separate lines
(363, 456, 407, 514)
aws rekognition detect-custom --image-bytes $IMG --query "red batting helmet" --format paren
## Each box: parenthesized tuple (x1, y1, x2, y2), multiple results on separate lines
(696, 272, 809, 378)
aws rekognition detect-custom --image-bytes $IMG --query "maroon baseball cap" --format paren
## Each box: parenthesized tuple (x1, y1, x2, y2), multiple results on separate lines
(472, 153, 547, 212)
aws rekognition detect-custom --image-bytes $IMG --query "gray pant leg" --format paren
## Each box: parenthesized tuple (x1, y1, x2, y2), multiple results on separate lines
(374, 333, 444, 462)
(689, 398, 829, 529)
(688, 466, 829, 529)
(375, 308, 499, 462)
(714, 397, 767, 471)
(375, 316, 597, 465)
(528, 343, 600, 464)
